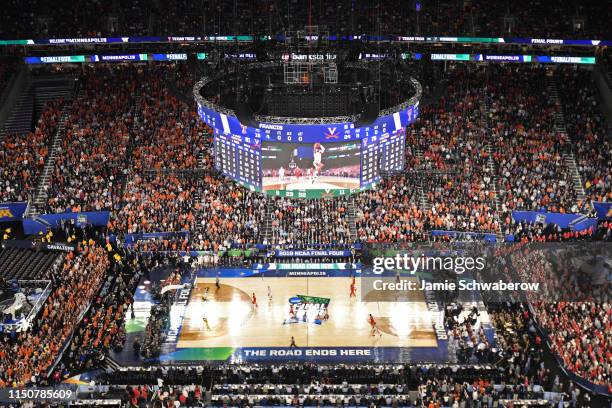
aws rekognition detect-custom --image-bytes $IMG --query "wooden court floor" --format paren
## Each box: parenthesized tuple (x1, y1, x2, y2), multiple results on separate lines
(176, 277, 438, 349)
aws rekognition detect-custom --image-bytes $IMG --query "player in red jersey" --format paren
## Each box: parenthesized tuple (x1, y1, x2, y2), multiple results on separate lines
(289, 304, 296, 319)
(369, 313, 381, 337)
(252, 292, 258, 308)
(350, 281, 357, 298)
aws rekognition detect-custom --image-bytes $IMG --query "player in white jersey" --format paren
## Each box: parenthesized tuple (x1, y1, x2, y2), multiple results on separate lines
(312, 143, 325, 183)
(278, 166, 285, 180)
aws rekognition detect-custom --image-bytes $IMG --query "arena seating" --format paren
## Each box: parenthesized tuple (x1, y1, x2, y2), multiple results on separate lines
(505, 246, 611, 387)
(265, 196, 354, 246)
(1, 100, 63, 203)
(556, 66, 612, 207)
(60, 247, 141, 377)
(0, 247, 60, 280)
(45, 67, 141, 214)
(131, 67, 208, 172)
(489, 67, 580, 219)
(0, 40, 611, 405)
(0, 242, 111, 386)
(0, 0, 609, 39)
(28, 62, 608, 248)
(0, 60, 16, 99)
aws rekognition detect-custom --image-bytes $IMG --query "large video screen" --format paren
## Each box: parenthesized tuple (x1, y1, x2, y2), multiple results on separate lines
(262, 141, 361, 192)
(214, 134, 262, 190)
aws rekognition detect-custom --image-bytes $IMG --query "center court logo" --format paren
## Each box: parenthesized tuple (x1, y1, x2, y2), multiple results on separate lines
(283, 295, 330, 325)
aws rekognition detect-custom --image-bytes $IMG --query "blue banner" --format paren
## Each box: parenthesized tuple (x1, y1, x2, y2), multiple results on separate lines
(593, 202, 612, 220)
(274, 249, 352, 258)
(122, 231, 189, 245)
(431, 230, 497, 242)
(197, 103, 419, 143)
(3, 35, 611, 47)
(511, 211, 593, 230)
(23, 211, 110, 234)
(0, 202, 27, 222)
(95, 53, 147, 62)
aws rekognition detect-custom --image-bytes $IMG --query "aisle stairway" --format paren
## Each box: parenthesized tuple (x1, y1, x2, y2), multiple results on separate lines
(26, 104, 71, 216)
(479, 85, 505, 242)
(261, 200, 274, 245)
(347, 196, 358, 241)
(546, 75, 587, 203)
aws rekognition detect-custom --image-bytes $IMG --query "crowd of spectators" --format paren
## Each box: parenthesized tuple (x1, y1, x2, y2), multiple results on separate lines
(556, 66, 612, 208)
(0, 0, 609, 39)
(62, 246, 142, 376)
(124, 384, 205, 407)
(500, 234, 611, 388)
(355, 65, 500, 242)
(1, 58, 611, 399)
(115, 173, 199, 234)
(131, 67, 208, 172)
(537, 302, 611, 387)
(0, 100, 62, 202)
(488, 66, 580, 227)
(266, 196, 353, 246)
(45, 66, 141, 213)
(0, 0, 148, 39)
(2, 63, 603, 251)
(354, 174, 427, 242)
(0, 243, 110, 387)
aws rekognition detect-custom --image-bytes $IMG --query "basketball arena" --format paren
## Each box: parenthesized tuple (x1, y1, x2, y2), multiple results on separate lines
(0, 1, 611, 406)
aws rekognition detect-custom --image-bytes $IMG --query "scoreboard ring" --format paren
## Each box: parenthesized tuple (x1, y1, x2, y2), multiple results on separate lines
(194, 64, 421, 198)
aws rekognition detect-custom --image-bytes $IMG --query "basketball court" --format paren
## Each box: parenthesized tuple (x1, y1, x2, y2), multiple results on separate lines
(263, 175, 360, 191)
(177, 276, 437, 349)
(110, 268, 495, 365)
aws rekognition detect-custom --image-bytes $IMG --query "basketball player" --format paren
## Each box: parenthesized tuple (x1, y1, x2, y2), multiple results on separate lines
(290, 336, 297, 348)
(215, 275, 220, 292)
(369, 314, 381, 337)
(289, 304, 296, 319)
(279, 166, 286, 181)
(311, 143, 325, 183)
(202, 314, 211, 330)
(267, 286, 272, 301)
(252, 292, 258, 308)
(349, 280, 357, 298)
(201, 287, 209, 302)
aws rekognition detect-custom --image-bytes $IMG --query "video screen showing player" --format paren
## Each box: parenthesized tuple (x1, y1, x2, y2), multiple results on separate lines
(262, 141, 360, 191)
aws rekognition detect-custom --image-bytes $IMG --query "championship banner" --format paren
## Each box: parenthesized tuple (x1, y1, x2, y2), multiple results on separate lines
(0, 202, 27, 222)
(593, 202, 612, 220)
(274, 249, 352, 258)
(253, 262, 357, 271)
